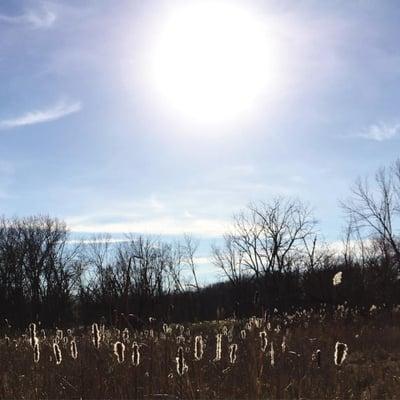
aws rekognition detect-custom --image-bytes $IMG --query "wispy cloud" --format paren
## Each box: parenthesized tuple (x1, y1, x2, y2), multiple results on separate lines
(0, 4, 56, 29)
(359, 121, 400, 141)
(0, 100, 82, 130)
(67, 215, 228, 237)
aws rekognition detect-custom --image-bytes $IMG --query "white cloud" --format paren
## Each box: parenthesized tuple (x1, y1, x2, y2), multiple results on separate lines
(0, 5, 56, 29)
(67, 215, 228, 237)
(0, 100, 82, 130)
(359, 121, 400, 141)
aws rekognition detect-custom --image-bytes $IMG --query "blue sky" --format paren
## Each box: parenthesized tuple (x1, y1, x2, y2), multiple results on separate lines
(1, 0, 400, 281)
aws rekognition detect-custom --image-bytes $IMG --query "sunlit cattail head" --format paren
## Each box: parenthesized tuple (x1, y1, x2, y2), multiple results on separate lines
(312, 349, 321, 368)
(259, 331, 268, 352)
(132, 341, 140, 367)
(70, 338, 78, 360)
(281, 336, 287, 353)
(194, 335, 204, 361)
(33, 339, 40, 363)
(56, 329, 63, 341)
(334, 342, 348, 366)
(53, 342, 62, 365)
(92, 323, 101, 349)
(229, 343, 237, 364)
(176, 346, 188, 376)
(270, 341, 275, 367)
(29, 322, 37, 348)
(214, 333, 222, 362)
(114, 341, 125, 364)
(333, 271, 342, 286)
(122, 328, 129, 342)
(240, 330, 247, 340)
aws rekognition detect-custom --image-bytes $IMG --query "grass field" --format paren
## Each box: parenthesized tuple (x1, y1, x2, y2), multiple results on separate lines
(1, 306, 400, 399)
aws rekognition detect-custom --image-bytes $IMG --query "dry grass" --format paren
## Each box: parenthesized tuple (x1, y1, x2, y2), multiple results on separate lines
(1, 306, 400, 399)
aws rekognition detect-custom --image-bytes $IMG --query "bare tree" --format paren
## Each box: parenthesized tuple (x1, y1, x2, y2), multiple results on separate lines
(212, 234, 246, 285)
(341, 160, 400, 267)
(214, 197, 317, 280)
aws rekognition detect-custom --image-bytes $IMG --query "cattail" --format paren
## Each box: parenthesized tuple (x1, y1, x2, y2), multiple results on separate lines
(53, 341, 62, 365)
(214, 334, 222, 361)
(56, 329, 63, 341)
(333, 271, 342, 286)
(240, 330, 247, 340)
(229, 343, 237, 364)
(163, 323, 169, 334)
(334, 342, 348, 366)
(92, 323, 101, 349)
(176, 346, 188, 376)
(222, 326, 228, 336)
(70, 338, 78, 360)
(100, 324, 106, 340)
(132, 341, 140, 366)
(194, 335, 204, 360)
(114, 341, 125, 363)
(260, 331, 268, 352)
(176, 335, 185, 344)
(122, 328, 129, 342)
(312, 349, 321, 368)
(33, 339, 40, 363)
(29, 323, 37, 348)
(270, 342, 275, 367)
(41, 329, 46, 340)
(281, 335, 287, 353)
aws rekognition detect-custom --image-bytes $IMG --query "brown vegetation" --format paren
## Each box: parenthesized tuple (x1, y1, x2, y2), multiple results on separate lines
(1, 306, 400, 399)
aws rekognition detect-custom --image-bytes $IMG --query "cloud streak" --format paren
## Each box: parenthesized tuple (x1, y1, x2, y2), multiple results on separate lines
(0, 5, 56, 29)
(359, 121, 400, 141)
(0, 100, 82, 130)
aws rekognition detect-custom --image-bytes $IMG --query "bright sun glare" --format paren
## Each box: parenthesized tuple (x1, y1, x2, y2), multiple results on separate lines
(149, 2, 278, 125)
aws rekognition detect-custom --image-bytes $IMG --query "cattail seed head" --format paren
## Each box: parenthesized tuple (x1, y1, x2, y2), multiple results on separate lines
(92, 323, 101, 349)
(214, 334, 222, 361)
(56, 329, 63, 341)
(70, 338, 78, 360)
(29, 323, 37, 348)
(114, 341, 125, 363)
(333, 271, 342, 286)
(259, 331, 268, 352)
(33, 339, 40, 363)
(176, 346, 188, 376)
(194, 335, 204, 361)
(334, 342, 348, 366)
(281, 336, 287, 353)
(122, 328, 129, 342)
(229, 343, 238, 364)
(312, 349, 321, 368)
(53, 341, 62, 365)
(132, 341, 140, 366)
(270, 342, 275, 367)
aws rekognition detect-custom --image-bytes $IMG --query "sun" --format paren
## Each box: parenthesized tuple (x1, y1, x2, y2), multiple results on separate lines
(148, 2, 279, 125)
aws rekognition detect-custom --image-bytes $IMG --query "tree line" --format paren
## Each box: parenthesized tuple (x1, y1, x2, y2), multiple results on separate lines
(1, 159, 400, 327)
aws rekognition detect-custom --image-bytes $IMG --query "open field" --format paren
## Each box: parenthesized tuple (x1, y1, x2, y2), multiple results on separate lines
(2, 307, 400, 399)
